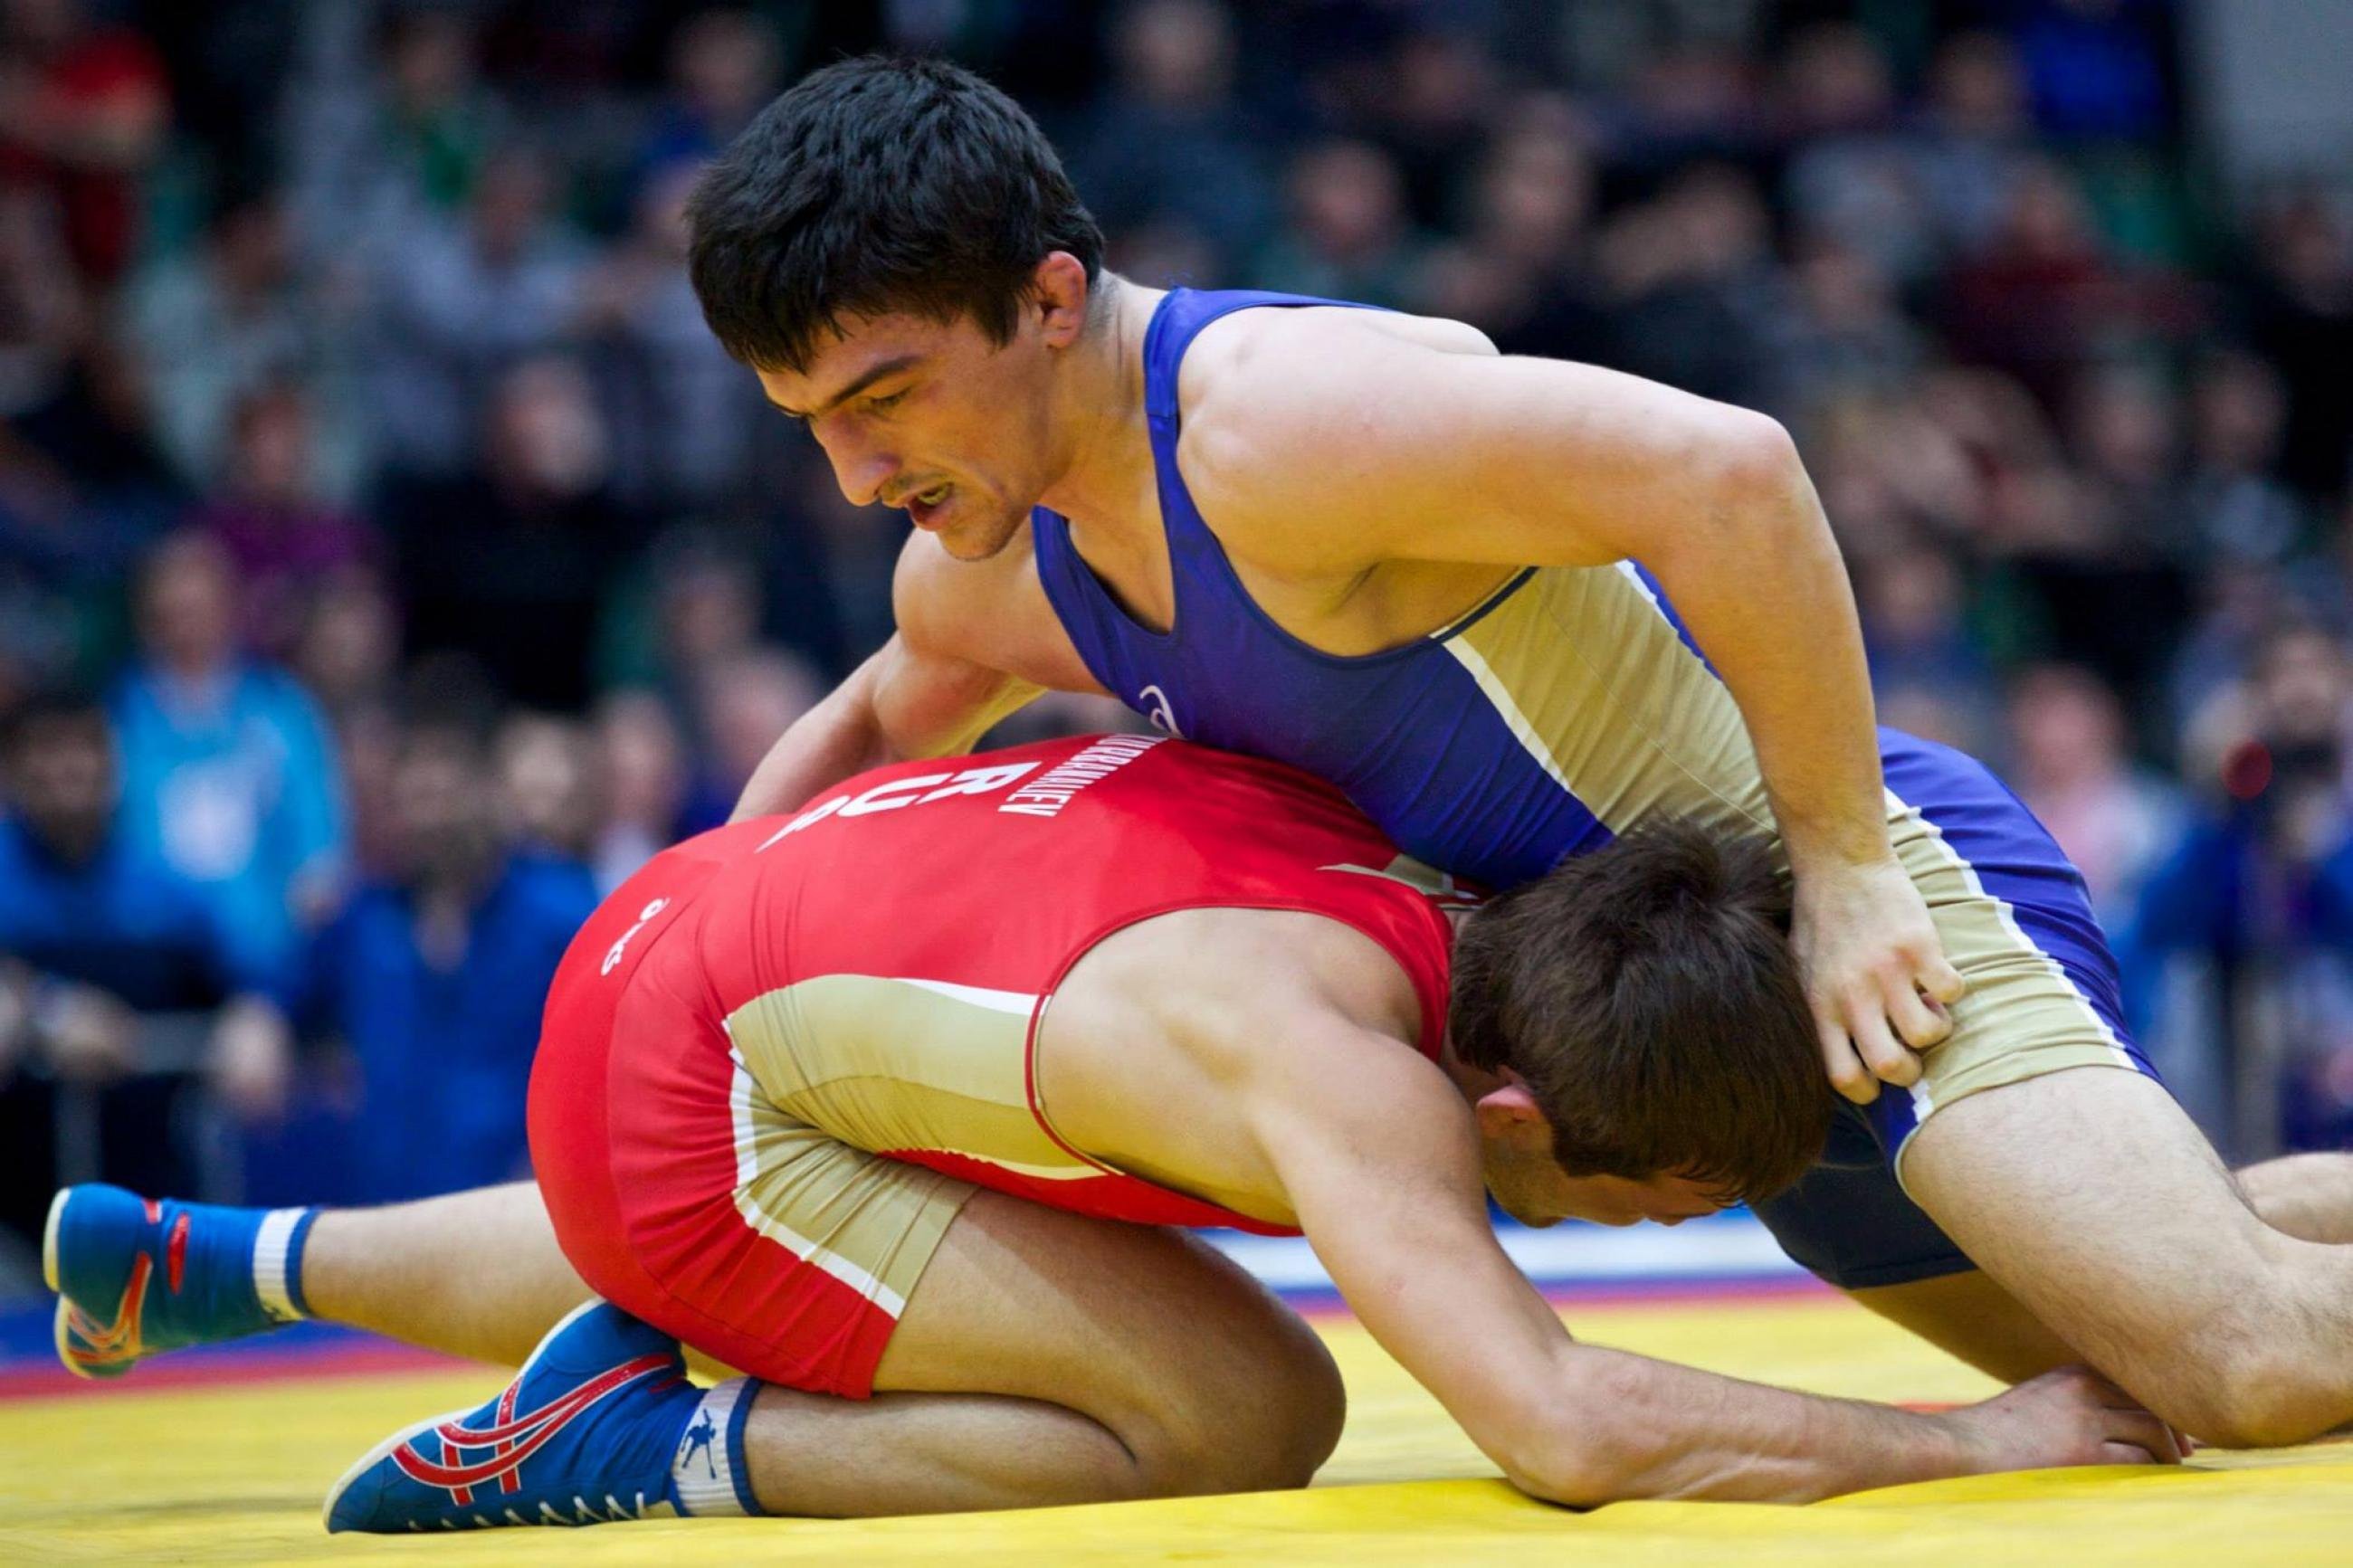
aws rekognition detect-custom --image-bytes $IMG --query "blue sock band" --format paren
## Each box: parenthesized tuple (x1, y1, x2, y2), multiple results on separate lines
(281, 1208, 319, 1318)
(249, 1206, 318, 1323)
(668, 1377, 764, 1517)
(724, 1379, 762, 1517)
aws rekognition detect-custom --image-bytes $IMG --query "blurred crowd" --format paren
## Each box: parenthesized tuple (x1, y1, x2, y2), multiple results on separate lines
(3, 0, 2350, 1284)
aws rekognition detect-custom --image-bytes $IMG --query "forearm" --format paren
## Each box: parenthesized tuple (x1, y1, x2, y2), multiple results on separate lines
(1514, 1345, 1964, 1506)
(1647, 437, 1891, 874)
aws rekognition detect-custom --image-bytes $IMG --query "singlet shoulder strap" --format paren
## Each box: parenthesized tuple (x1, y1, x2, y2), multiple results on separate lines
(1141, 288, 1386, 425)
(1140, 288, 1390, 588)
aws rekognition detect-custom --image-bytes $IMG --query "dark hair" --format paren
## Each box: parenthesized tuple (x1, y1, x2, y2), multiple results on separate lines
(687, 54, 1104, 375)
(1449, 822, 1830, 1204)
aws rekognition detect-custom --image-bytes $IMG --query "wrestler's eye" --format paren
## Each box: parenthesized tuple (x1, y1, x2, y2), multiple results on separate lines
(866, 389, 910, 414)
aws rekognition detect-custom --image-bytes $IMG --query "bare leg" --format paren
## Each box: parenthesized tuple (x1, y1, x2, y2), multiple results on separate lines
(1848, 1270, 2082, 1386)
(734, 1190, 1344, 1515)
(300, 1183, 591, 1366)
(302, 1181, 1340, 1514)
(1852, 1149, 2353, 1383)
(1902, 1068, 2353, 1446)
(2236, 1153, 2353, 1243)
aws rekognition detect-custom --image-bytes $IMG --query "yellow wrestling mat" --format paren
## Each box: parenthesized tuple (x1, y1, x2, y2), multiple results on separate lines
(5, 1291, 2348, 1564)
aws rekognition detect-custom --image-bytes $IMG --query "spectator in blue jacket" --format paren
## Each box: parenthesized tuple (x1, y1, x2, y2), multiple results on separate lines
(2123, 623, 2353, 1146)
(0, 690, 293, 1254)
(307, 720, 595, 1203)
(110, 532, 349, 988)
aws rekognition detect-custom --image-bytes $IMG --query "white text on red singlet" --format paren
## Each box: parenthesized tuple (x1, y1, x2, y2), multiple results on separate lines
(998, 734, 1165, 818)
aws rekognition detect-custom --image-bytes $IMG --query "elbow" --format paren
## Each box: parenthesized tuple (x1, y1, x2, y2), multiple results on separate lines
(1495, 1353, 1676, 1509)
(1497, 1399, 1659, 1510)
(1501, 1428, 1644, 1511)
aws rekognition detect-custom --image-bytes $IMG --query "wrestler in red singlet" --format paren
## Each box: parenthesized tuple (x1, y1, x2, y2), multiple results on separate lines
(529, 733, 1460, 1397)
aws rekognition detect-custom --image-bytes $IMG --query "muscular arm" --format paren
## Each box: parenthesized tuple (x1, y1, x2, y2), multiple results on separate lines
(1234, 1022, 2173, 1504)
(1191, 322, 1886, 883)
(1186, 319, 1966, 1094)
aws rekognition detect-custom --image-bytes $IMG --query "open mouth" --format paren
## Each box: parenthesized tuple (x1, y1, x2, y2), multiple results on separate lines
(905, 483, 952, 527)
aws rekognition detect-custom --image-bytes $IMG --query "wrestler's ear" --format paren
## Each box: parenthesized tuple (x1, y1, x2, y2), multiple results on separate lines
(1473, 1079, 1546, 1138)
(1031, 252, 1091, 346)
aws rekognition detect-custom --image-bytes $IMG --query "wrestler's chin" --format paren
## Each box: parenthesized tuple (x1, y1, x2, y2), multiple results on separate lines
(933, 507, 1027, 563)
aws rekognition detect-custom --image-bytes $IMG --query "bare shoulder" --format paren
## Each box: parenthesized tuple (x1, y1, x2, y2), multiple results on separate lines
(1175, 309, 1497, 565)
(1186, 304, 1497, 392)
(1109, 906, 1428, 1080)
(1179, 306, 1495, 441)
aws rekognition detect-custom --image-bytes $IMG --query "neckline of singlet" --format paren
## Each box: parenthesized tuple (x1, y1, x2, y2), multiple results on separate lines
(1041, 287, 1538, 670)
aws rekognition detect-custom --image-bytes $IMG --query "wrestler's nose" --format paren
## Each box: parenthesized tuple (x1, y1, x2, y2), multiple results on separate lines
(814, 421, 898, 508)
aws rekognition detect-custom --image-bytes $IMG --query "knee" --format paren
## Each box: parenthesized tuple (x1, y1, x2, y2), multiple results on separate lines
(2139, 1322, 2339, 1449)
(1232, 1328, 1348, 1489)
(1130, 1320, 1347, 1497)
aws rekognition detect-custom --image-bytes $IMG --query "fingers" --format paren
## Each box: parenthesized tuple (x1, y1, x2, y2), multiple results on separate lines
(1814, 961, 1956, 1102)
(2104, 1409, 2185, 1464)
(2100, 1422, 2185, 1464)
(1844, 997, 1923, 1089)
(1817, 1015, 1878, 1105)
(1920, 953, 1967, 1007)
(1881, 974, 1953, 1051)
(2072, 1368, 2183, 1465)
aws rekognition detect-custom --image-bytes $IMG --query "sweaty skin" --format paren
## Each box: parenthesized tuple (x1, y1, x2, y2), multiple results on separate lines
(734, 261, 1961, 1106)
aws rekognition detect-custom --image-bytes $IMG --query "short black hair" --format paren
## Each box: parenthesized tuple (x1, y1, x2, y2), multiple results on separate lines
(687, 53, 1104, 375)
(1449, 822, 1832, 1205)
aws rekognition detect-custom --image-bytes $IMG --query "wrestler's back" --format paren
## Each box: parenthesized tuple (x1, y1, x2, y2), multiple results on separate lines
(1030, 900, 1434, 1227)
(575, 733, 1461, 1236)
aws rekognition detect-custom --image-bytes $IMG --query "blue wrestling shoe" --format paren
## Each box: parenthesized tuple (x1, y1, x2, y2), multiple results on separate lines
(325, 1301, 763, 1533)
(43, 1184, 316, 1379)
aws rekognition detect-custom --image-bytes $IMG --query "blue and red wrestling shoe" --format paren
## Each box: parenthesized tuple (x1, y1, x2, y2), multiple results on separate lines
(325, 1301, 762, 1533)
(43, 1183, 315, 1379)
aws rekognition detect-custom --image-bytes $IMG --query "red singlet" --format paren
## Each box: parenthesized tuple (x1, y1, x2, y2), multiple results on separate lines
(528, 735, 1460, 1393)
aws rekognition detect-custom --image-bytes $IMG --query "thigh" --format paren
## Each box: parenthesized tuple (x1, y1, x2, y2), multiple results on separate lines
(550, 1042, 1338, 1458)
(563, 1066, 977, 1398)
(1878, 738, 2159, 1161)
(1872, 854, 2158, 1163)
(1900, 1066, 2286, 1382)
(2235, 1152, 2353, 1243)
(873, 1188, 1344, 1477)
(534, 972, 979, 1398)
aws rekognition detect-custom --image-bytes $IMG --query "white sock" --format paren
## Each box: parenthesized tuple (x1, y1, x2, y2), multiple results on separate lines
(251, 1208, 315, 1322)
(671, 1378, 759, 1516)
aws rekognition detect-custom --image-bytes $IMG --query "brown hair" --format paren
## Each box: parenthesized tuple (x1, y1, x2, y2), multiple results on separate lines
(1448, 821, 1831, 1203)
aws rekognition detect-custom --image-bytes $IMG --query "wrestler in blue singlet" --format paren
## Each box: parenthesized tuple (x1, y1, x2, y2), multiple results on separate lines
(1030, 287, 2167, 1290)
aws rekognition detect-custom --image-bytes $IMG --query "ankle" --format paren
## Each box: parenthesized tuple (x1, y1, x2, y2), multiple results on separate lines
(254, 1206, 319, 1321)
(671, 1379, 763, 1518)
